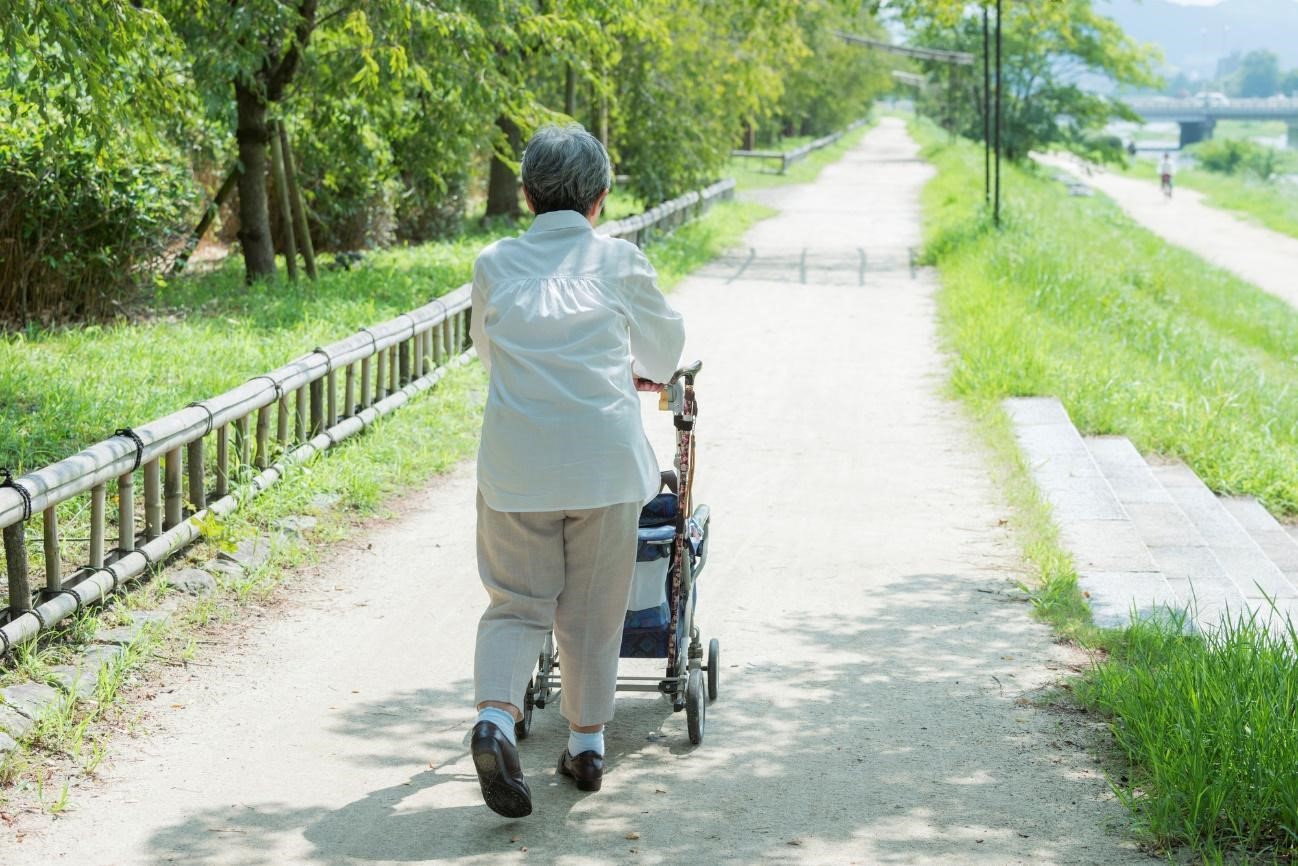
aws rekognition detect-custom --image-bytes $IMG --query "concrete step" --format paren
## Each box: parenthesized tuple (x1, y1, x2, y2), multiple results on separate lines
(1220, 496, 1298, 589)
(1148, 462, 1298, 625)
(1005, 398, 1176, 627)
(1085, 436, 1245, 629)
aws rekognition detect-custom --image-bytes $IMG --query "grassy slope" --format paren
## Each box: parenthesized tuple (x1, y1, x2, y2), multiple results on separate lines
(920, 125, 1298, 518)
(916, 115, 1298, 859)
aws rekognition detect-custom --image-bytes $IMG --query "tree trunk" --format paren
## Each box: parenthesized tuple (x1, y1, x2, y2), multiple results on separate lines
(742, 122, 756, 151)
(485, 114, 523, 220)
(234, 82, 276, 282)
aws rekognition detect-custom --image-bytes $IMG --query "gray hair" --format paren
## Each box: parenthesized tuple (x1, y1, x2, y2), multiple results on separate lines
(520, 124, 612, 216)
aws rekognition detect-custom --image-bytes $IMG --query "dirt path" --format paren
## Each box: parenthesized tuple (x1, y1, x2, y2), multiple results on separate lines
(1039, 153, 1298, 308)
(7, 119, 1150, 866)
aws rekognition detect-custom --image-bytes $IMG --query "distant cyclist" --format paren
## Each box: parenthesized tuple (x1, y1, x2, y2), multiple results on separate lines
(1159, 152, 1175, 199)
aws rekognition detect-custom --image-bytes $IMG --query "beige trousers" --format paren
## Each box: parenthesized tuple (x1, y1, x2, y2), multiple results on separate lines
(473, 492, 640, 727)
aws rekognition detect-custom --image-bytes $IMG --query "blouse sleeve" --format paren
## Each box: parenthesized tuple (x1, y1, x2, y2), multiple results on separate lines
(624, 248, 685, 383)
(470, 259, 491, 374)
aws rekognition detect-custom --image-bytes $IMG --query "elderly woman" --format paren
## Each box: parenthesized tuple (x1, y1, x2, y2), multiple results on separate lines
(468, 124, 685, 818)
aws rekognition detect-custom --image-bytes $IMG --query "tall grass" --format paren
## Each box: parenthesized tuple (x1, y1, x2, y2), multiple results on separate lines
(1076, 612, 1298, 860)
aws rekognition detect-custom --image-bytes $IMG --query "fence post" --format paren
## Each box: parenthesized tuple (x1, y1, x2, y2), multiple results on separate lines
(296, 386, 308, 443)
(90, 482, 106, 568)
(164, 448, 183, 530)
(3, 522, 30, 615)
(360, 355, 371, 410)
(118, 471, 135, 552)
(310, 378, 324, 437)
(187, 439, 206, 512)
(144, 458, 162, 539)
(43, 503, 62, 592)
(344, 363, 356, 417)
(216, 424, 229, 498)
(326, 368, 338, 428)
(236, 414, 251, 472)
(276, 397, 289, 454)
(43, 506, 61, 592)
(256, 405, 272, 470)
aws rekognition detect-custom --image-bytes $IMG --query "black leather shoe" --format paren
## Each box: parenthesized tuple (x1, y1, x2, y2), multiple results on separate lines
(557, 748, 604, 792)
(471, 721, 532, 818)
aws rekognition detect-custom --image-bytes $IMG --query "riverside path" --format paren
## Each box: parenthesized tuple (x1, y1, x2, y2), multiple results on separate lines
(1039, 152, 1298, 310)
(7, 118, 1153, 865)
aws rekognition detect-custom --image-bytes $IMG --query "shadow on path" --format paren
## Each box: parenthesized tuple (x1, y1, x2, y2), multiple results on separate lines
(143, 574, 1142, 865)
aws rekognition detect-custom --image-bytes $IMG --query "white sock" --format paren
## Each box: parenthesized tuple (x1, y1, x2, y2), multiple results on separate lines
(568, 728, 604, 756)
(477, 707, 518, 746)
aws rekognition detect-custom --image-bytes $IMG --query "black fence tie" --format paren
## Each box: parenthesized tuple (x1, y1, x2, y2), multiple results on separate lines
(93, 566, 120, 593)
(359, 327, 379, 356)
(0, 468, 33, 521)
(187, 401, 216, 437)
(311, 346, 334, 373)
(134, 547, 156, 572)
(49, 587, 84, 613)
(247, 375, 285, 402)
(114, 428, 146, 472)
(28, 606, 46, 629)
(0, 628, 10, 656)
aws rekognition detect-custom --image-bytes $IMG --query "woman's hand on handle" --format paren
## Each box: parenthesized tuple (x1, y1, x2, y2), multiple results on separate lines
(634, 376, 664, 393)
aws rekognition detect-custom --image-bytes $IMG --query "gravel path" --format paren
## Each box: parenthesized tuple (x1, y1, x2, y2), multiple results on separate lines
(7, 119, 1151, 866)
(1039, 153, 1298, 308)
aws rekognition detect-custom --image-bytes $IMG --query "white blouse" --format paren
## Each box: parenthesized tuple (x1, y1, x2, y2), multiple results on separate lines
(470, 210, 686, 512)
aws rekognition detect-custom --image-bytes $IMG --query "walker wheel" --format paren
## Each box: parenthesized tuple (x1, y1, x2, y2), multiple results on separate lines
(516, 679, 535, 741)
(685, 668, 706, 745)
(707, 638, 720, 702)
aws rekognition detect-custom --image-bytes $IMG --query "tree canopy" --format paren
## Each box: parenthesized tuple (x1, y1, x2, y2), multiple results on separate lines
(2, 0, 898, 306)
(889, 0, 1160, 161)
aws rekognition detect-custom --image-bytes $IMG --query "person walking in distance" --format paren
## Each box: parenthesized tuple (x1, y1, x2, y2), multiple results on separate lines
(467, 124, 686, 818)
(1160, 152, 1175, 199)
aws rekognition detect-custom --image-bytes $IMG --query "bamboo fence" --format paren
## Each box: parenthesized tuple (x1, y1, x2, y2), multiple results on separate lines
(730, 118, 870, 175)
(0, 178, 735, 654)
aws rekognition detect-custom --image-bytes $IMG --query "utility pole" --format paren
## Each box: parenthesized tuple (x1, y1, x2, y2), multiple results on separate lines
(994, 0, 1003, 227)
(983, 4, 991, 206)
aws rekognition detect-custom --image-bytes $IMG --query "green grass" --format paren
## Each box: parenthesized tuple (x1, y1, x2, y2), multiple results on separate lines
(1075, 612, 1298, 861)
(725, 117, 875, 190)
(0, 233, 501, 473)
(917, 120, 1298, 518)
(914, 114, 1298, 858)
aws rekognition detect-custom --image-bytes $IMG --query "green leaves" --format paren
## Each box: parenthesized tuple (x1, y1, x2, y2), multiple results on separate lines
(905, 0, 1159, 160)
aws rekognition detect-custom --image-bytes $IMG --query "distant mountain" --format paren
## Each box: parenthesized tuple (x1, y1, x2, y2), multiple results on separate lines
(1101, 0, 1298, 79)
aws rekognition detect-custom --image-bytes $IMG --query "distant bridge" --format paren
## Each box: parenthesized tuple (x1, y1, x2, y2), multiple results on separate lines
(1124, 97, 1298, 149)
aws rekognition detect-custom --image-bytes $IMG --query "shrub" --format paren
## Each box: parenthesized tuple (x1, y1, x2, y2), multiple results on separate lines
(0, 128, 197, 325)
(1192, 138, 1278, 180)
